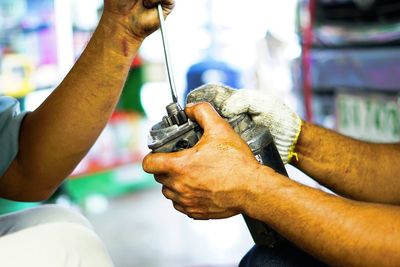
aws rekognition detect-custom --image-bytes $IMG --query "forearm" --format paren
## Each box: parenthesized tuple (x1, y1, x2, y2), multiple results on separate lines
(292, 122, 400, 204)
(245, 168, 400, 266)
(3, 14, 141, 201)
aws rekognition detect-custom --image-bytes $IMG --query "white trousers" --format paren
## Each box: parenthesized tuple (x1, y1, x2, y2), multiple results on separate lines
(0, 205, 114, 267)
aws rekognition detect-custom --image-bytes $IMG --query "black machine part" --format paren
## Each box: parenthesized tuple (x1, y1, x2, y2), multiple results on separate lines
(148, 103, 288, 247)
(148, 103, 203, 153)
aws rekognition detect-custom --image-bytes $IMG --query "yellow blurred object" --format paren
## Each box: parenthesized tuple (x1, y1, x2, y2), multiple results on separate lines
(0, 54, 34, 98)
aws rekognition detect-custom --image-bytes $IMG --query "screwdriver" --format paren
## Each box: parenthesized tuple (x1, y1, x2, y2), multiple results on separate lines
(157, 4, 179, 104)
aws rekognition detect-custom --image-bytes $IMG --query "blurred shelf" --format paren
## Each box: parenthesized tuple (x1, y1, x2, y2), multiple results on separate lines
(298, 0, 400, 47)
(312, 23, 400, 47)
(316, 0, 400, 25)
(310, 47, 400, 91)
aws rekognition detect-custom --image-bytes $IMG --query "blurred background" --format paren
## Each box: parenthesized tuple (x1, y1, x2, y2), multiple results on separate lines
(1, 0, 400, 266)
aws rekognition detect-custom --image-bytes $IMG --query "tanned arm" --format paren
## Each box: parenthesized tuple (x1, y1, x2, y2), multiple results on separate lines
(292, 121, 400, 204)
(1, 0, 174, 201)
(246, 166, 400, 267)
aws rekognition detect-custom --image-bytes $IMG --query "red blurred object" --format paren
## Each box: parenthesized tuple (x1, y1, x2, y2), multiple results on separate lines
(131, 55, 142, 68)
(301, 0, 316, 122)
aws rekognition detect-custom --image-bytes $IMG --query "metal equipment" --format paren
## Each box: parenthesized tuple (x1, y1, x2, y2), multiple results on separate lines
(147, 5, 290, 247)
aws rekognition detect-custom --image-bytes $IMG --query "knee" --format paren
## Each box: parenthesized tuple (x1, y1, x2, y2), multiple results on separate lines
(35, 223, 114, 266)
(0, 205, 92, 235)
(0, 222, 114, 267)
(28, 205, 92, 228)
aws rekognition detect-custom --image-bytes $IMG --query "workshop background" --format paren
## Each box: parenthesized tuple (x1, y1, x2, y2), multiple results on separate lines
(1, 0, 399, 266)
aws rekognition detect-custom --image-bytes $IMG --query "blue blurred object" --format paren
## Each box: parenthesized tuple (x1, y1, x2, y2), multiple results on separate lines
(183, 0, 241, 101)
(184, 57, 241, 101)
(300, 0, 400, 47)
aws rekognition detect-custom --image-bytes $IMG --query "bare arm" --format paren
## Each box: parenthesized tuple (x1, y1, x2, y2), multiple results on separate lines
(1, 0, 174, 202)
(143, 103, 400, 267)
(247, 166, 400, 267)
(293, 122, 400, 204)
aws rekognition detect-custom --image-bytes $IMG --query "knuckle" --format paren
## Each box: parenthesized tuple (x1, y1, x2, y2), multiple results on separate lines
(181, 197, 194, 207)
(189, 213, 207, 221)
(161, 186, 169, 197)
(173, 202, 185, 213)
(197, 102, 212, 110)
(186, 207, 200, 214)
(171, 181, 183, 193)
(154, 175, 162, 184)
(142, 156, 150, 172)
(187, 213, 196, 219)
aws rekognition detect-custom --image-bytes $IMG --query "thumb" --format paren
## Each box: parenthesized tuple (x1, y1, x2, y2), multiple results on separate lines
(185, 102, 230, 133)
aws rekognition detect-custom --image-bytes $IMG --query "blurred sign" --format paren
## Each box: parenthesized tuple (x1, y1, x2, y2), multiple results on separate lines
(0, 54, 34, 98)
(336, 92, 400, 142)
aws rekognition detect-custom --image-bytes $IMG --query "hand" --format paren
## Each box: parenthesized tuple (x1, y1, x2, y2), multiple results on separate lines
(103, 0, 175, 41)
(143, 103, 262, 220)
(188, 84, 302, 164)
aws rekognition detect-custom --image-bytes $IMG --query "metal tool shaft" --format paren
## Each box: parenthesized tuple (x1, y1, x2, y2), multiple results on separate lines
(157, 4, 178, 103)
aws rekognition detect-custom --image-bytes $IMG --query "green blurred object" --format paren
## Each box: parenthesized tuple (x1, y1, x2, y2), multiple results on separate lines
(66, 163, 156, 205)
(0, 199, 39, 215)
(17, 97, 25, 111)
(117, 66, 145, 114)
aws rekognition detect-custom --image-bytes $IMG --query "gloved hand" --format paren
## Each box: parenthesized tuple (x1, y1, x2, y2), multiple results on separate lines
(187, 84, 302, 164)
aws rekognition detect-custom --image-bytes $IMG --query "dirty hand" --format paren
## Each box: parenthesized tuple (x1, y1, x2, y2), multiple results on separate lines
(188, 84, 302, 164)
(143, 103, 262, 220)
(103, 0, 175, 41)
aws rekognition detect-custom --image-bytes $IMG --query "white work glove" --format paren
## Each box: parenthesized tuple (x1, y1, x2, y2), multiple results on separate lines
(187, 84, 302, 164)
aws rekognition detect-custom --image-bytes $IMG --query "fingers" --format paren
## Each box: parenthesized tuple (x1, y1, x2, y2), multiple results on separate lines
(162, 186, 201, 207)
(162, 187, 209, 211)
(154, 174, 173, 187)
(143, 0, 175, 10)
(172, 202, 211, 220)
(185, 102, 230, 133)
(172, 202, 187, 215)
(161, 186, 235, 219)
(172, 201, 236, 220)
(142, 0, 162, 8)
(162, 186, 179, 201)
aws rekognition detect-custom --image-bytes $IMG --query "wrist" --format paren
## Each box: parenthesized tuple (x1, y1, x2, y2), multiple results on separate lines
(291, 121, 313, 168)
(286, 117, 304, 164)
(99, 11, 144, 49)
(241, 165, 287, 220)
